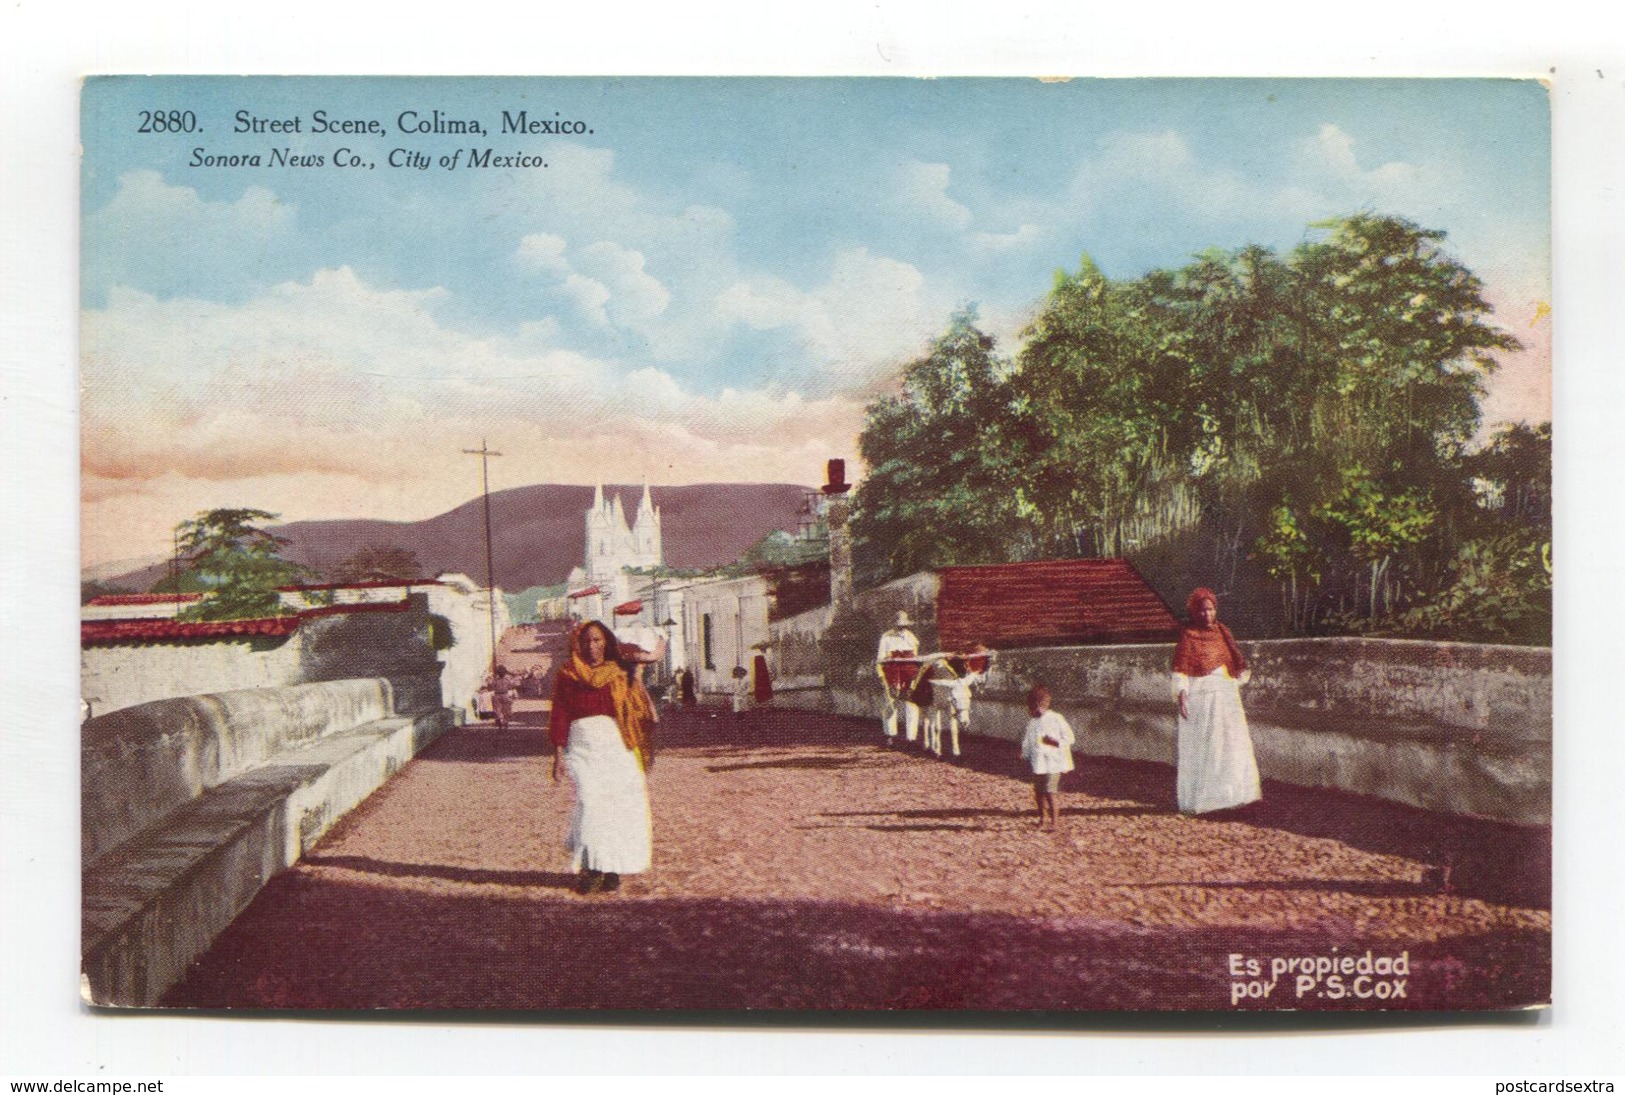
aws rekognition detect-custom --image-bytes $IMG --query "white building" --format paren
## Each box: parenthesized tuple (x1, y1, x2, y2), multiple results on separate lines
(567, 484, 664, 616)
(680, 573, 771, 701)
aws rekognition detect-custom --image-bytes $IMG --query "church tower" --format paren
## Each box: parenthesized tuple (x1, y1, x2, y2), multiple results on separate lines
(631, 484, 662, 567)
(582, 484, 663, 588)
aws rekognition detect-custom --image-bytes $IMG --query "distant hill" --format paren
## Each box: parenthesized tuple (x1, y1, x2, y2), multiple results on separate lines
(96, 483, 814, 593)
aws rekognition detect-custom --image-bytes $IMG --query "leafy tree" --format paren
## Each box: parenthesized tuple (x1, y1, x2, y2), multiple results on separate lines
(1468, 422, 1551, 529)
(1395, 531, 1551, 644)
(333, 544, 424, 583)
(1311, 467, 1437, 619)
(851, 307, 1029, 584)
(171, 508, 314, 621)
(848, 214, 1539, 641)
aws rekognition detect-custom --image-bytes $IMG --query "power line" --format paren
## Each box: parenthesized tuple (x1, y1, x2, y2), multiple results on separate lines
(462, 440, 503, 672)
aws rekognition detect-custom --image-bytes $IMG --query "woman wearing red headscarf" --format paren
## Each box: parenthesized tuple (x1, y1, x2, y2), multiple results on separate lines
(1171, 588, 1261, 814)
(549, 620, 655, 894)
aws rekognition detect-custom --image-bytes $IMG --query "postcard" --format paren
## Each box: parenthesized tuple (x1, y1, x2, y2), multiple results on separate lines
(79, 76, 1551, 1012)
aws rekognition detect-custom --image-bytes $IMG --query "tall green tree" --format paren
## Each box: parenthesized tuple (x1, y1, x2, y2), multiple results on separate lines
(171, 508, 313, 621)
(851, 307, 1028, 584)
(849, 214, 1538, 641)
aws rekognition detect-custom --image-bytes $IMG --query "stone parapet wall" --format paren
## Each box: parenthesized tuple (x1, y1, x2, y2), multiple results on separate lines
(82, 678, 401, 864)
(768, 622, 1552, 826)
(82, 676, 451, 1007)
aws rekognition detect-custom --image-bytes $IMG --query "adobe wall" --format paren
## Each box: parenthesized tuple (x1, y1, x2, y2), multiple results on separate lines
(767, 611, 1552, 825)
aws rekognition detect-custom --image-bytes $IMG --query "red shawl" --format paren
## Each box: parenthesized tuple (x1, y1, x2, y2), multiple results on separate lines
(1172, 622, 1246, 678)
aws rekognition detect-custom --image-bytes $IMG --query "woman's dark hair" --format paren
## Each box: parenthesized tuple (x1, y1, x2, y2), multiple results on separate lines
(574, 619, 623, 662)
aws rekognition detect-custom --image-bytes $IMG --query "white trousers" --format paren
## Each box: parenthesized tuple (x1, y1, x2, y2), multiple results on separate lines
(882, 688, 920, 741)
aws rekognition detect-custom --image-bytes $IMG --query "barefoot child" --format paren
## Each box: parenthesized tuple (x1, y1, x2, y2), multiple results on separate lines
(1020, 685, 1074, 829)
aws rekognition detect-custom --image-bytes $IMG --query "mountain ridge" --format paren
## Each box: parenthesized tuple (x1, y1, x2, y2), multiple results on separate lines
(93, 483, 815, 593)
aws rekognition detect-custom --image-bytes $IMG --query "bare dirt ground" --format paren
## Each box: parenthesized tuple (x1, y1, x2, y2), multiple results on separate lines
(166, 692, 1549, 1012)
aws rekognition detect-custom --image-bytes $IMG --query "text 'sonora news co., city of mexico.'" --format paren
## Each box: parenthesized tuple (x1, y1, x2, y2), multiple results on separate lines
(79, 76, 1552, 1013)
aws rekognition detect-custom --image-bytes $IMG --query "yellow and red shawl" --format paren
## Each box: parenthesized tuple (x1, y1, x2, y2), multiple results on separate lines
(552, 650, 656, 771)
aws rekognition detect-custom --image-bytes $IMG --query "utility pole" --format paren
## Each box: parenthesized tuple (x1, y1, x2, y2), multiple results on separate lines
(463, 440, 503, 672)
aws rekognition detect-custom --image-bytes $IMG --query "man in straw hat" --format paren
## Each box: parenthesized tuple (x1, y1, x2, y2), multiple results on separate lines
(876, 609, 923, 748)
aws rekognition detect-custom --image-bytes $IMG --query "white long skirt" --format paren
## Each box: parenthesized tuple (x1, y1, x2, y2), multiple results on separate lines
(1177, 670, 1262, 814)
(564, 715, 652, 874)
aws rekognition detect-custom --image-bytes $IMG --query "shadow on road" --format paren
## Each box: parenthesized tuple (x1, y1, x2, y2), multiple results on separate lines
(410, 704, 1548, 910)
(164, 869, 1549, 1011)
(305, 854, 578, 892)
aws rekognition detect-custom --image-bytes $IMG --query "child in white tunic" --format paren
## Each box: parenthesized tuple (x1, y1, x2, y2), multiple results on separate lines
(1020, 685, 1075, 830)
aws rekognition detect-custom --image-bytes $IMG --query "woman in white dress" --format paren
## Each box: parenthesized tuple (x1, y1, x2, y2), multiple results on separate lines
(548, 621, 655, 894)
(1172, 588, 1261, 814)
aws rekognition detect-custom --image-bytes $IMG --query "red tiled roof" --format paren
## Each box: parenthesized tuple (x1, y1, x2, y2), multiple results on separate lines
(81, 615, 302, 645)
(85, 593, 203, 606)
(80, 600, 414, 646)
(936, 559, 1180, 651)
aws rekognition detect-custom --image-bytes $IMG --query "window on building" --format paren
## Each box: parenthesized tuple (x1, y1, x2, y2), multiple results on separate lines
(702, 613, 715, 670)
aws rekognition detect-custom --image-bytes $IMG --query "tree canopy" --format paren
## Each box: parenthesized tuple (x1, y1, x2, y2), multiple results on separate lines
(165, 508, 314, 621)
(850, 213, 1547, 644)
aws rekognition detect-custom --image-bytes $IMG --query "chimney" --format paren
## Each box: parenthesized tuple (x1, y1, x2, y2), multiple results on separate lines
(822, 459, 854, 611)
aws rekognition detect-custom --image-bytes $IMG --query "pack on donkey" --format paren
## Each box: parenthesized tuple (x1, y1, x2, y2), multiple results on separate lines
(910, 642, 993, 758)
(876, 609, 992, 757)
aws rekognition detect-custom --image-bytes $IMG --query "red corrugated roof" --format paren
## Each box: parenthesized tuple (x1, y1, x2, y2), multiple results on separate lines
(936, 559, 1179, 650)
(566, 586, 602, 599)
(613, 600, 643, 616)
(85, 593, 203, 606)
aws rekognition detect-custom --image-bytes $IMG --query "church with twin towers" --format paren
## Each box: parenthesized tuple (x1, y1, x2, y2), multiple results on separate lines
(564, 485, 664, 619)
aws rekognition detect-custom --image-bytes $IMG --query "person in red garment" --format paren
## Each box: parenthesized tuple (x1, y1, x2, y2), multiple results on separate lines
(1171, 588, 1261, 814)
(549, 621, 655, 894)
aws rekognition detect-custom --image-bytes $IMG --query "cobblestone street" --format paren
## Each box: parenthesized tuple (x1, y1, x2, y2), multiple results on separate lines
(167, 700, 1549, 1011)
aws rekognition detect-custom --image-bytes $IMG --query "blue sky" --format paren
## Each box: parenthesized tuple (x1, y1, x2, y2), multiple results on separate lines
(80, 76, 1551, 569)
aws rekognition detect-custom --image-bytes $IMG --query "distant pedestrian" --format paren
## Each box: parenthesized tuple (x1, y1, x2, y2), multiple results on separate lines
(679, 668, 697, 706)
(752, 651, 774, 707)
(730, 664, 750, 718)
(1172, 588, 1260, 814)
(484, 666, 519, 730)
(1020, 685, 1074, 830)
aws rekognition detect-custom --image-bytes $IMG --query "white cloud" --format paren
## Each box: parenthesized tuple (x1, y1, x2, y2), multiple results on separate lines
(971, 224, 1046, 251)
(558, 273, 612, 327)
(574, 241, 671, 328)
(80, 267, 869, 567)
(715, 247, 940, 382)
(897, 161, 974, 230)
(84, 170, 297, 297)
(515, 232, 570, 273)
(1288, 124, 1460, 213)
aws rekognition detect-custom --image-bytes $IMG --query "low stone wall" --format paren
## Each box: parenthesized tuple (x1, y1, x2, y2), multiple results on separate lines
(770, 632, 1552, 827)
(772, 571, 941, 699)
(82, 676, 450, 1007)
(82, 678, 398, 863)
